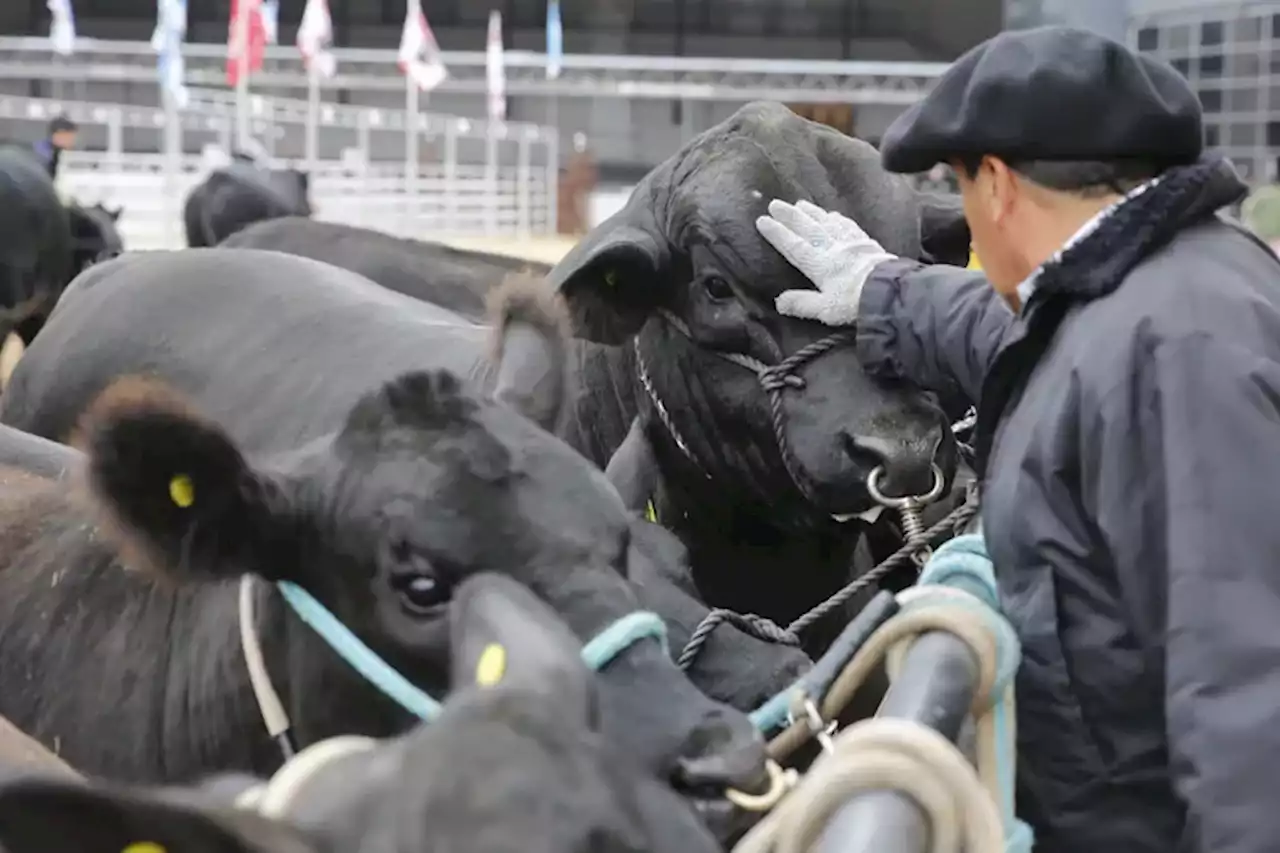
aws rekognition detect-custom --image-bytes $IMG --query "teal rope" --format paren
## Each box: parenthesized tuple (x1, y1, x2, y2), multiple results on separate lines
(914, 533, 1034, 853)
(276, 581, 667, 723)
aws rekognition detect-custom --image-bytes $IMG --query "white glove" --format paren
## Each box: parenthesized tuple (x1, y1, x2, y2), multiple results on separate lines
(755, 199, 899, 326)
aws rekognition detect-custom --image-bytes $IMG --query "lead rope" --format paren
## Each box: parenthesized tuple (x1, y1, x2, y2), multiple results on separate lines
(732, 534, 1033, 853)
(239, 576, 298, 758)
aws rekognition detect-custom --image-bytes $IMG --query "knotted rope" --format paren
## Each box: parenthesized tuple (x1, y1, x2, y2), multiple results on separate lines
(735, 534, 1034, 853)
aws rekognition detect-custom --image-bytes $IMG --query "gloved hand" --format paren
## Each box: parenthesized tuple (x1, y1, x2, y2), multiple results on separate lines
(755, 199, 899, 326)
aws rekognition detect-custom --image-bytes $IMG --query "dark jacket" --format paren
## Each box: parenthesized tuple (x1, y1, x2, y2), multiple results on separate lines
(855, 158, 1280, 853)
(30, 140, 59, 181)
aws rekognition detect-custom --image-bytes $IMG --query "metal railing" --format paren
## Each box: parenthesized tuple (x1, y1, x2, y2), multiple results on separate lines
(6, 92, 558, 249)
(0, 35, 946, 103)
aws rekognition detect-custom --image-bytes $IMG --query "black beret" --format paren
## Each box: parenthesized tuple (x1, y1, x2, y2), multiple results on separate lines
(880, 26, 1203, 174)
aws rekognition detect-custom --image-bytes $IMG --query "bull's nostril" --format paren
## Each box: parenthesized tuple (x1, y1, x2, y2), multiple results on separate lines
(845, 434, 939, 499)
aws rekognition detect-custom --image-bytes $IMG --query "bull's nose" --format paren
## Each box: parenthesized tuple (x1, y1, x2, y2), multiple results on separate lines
(843, 433, 941, 499)
(671, 708, 769, 796)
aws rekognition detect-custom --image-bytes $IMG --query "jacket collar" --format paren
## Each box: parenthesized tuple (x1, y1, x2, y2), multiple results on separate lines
(1029, 156, 1247, 306)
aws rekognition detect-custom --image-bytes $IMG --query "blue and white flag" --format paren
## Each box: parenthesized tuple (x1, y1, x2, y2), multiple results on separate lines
(47, 0, 76, 56)
(546, 0, 562, 80)
(260, 0, 279, 45)
(151, 0, 189, 108)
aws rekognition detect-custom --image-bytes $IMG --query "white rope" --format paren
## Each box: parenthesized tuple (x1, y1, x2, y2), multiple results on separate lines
(238, 575, 292, 740)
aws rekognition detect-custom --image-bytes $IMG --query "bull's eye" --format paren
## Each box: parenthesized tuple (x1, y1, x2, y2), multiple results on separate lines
(703, 275, 735, 301)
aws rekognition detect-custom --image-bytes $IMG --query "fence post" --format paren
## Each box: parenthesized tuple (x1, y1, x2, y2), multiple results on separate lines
(517, 131, 531, 238)
(485, 124, 500, 237)
(545, 128, 559, 236)
(162, 92, 182, 250)
(443, 121, 458, 235)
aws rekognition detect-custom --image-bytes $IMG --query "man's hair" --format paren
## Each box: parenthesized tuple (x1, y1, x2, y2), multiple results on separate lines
(955, 157, 1162, 199)
(47, 115, 77, 135)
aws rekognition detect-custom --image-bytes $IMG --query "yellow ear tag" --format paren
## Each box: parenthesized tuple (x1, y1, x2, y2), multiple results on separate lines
(123, 843, 167, 853)
(475, 643, 507, 687)
(604, 269, 617, 287)
(168, 474, 195, 509)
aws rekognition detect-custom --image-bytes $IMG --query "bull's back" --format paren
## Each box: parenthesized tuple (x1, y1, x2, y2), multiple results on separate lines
(0, 249, 489, 453)
(222, 218, 550, 320)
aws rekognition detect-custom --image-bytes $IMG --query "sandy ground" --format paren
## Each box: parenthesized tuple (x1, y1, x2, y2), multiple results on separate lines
(437, 235, 581, 266)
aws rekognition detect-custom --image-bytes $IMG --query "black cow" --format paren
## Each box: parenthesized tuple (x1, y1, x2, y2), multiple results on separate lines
(0, 416, 811, 717)
(221, 217, 551, 321)
(66, 201, 124, 279)
(0, 574, 721, 853)
(0, 146, 71, 346)
(0, 258, 773, 841)
(184, 161, 312, 247)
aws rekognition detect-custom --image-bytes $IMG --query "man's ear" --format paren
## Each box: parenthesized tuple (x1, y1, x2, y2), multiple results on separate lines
(0, 776, 313, 853)
(546, 185, 671, 345)
(73, 377, 295, 582)
(917, 191, 971, 266)
(449, 573, 599, 731)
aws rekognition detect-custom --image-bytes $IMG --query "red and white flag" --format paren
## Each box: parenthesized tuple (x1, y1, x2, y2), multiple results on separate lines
(226, 0, 266, 87)
(398, 0, 446, 92)
(297, 0, 335, 78)
(486, 9, 505, 123)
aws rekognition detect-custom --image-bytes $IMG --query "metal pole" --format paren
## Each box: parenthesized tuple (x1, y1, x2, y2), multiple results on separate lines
(162, 88, 182, 249)
(235, 0, 250, 150)
(812, 632, 981, 853)
(516, 133, 531, 238)
(485, 125, 499, 236)
(405, 74, 418, 231)
(443, 122, 458, 234)
(306, 65, 320, 172)
(544, 128, 558, 235)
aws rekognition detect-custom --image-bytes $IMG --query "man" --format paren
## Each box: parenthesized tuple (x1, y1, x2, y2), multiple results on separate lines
(32, 115, 77, 181)
(756, 26, 1280, 853)
(1241, 183, 1280, 255)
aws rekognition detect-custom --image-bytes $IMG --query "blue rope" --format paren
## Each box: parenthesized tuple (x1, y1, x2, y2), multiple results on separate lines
(914, 533, 1034, 853)
(276, 581, 667, 723)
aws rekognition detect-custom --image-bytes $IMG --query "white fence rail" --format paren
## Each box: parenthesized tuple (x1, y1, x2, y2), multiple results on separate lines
(5, 93, 558, 249)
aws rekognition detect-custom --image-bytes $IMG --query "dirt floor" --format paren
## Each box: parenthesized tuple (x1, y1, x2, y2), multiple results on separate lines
(437, 235, 581, 265)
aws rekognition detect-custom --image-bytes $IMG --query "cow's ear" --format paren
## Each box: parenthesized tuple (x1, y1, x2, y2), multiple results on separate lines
(106, 204, 123, 221)
(547, 193, 671, 345)
(74, 377, 295, 583)
(917, 191, 971, 266)
(486, 273, 572, 432)
(449, 573, 599, 731)
(0, 776, 311, 853)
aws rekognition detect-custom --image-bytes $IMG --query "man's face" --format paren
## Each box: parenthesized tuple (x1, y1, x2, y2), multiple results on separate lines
(50, 130, 76, 151)
(952, 156, 1029, 305)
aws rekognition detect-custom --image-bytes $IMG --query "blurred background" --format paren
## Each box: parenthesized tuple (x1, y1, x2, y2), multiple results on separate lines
(0, 0, 1272, 253)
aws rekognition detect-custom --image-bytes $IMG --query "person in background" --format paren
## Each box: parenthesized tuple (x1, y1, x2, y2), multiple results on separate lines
(32, 115, 78, 182)
(755, 25, 1280, 853)
(1241, 183, 1280, 255)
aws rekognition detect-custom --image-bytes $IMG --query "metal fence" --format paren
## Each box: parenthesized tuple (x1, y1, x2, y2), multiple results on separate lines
(0, 84, 558, 249)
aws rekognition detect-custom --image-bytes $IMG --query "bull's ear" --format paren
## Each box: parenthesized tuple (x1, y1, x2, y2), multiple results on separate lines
(449, 573, 599, 731)
(106, 204, 123, 221)
(917, 192, 971, 266)
(0, 776, 311, 853)
(547, 201, 670, 345)
(74, 377, 295, 583)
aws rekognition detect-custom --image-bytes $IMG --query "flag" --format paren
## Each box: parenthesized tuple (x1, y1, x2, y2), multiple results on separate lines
(297, 0, 336, 77)
(151, 0, 189, 107)
(261, 0, 279, 45)
(226, 0, 266, 88)
(487, 9, 506, 122)
(545, 0, 561, 80)
(398, 0, 446, 92)
(47, 0, 76, 56)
